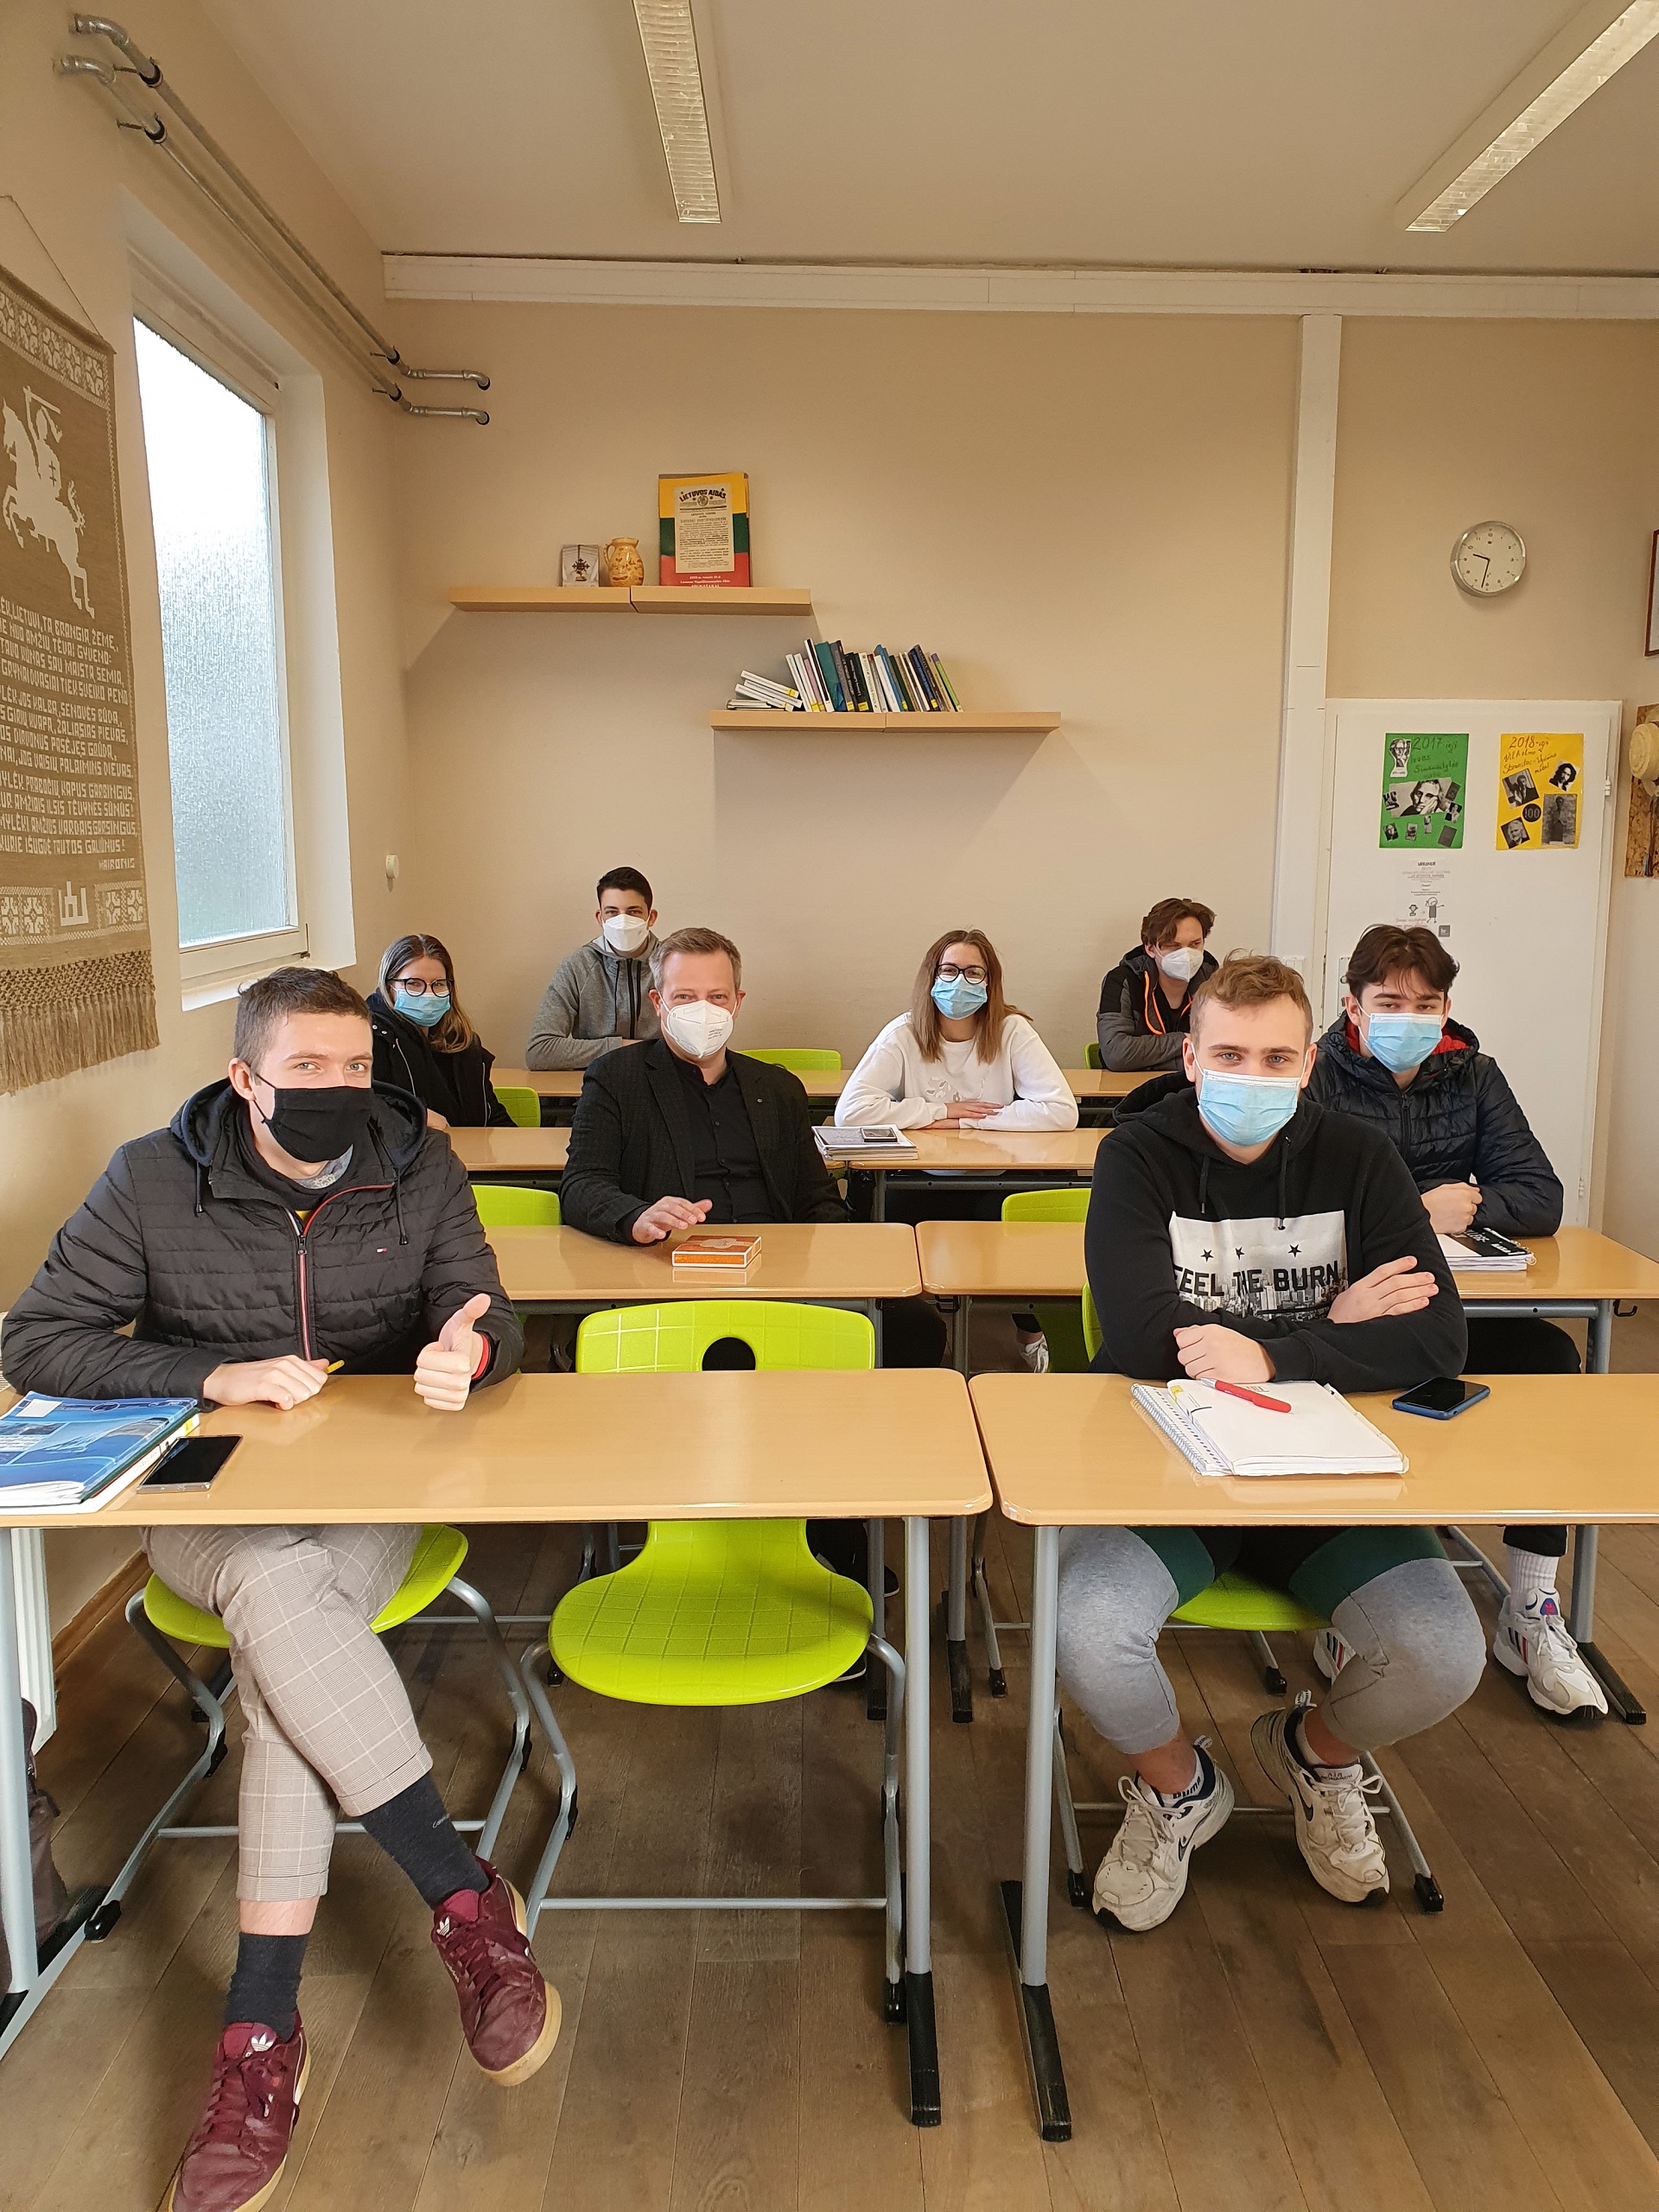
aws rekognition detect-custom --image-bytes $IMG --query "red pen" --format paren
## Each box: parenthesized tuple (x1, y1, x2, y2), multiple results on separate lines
(1214, 1379, 1293, 1414)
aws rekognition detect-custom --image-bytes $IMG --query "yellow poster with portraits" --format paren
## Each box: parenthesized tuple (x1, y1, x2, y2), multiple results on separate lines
(1496, 732, 1583, 851)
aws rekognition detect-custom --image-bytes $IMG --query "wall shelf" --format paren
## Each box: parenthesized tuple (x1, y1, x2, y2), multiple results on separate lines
(710, 709, 1059, 734)
(450, 584, 813, 616)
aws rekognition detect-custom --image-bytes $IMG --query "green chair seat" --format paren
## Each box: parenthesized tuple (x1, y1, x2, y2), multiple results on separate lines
(474, 1183, 563, 1227)
(142, 1524, 470, 1649)
(551, 1519, 873, 1705)
(1172, 1570, 1325, 1634)
(1084, 1043, 1103, 1070)
(493, 1085, 541, 1128)
(743, 1048, 842, 1071)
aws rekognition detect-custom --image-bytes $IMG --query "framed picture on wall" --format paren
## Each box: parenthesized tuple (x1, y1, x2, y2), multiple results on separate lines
(1646, 530, 1659, 654)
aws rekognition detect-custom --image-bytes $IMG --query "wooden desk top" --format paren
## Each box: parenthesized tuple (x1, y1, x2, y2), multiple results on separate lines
(971, 1371, 1659, 1528)
(918, 1222, 1659, 1304)
(0, 1372, 991, 1530)
(451, 1127, 569, 1173)
(497, 1066, 1140, 1103)
(820, 1130, 1106, 1174)
(489, 1222, 922, 1302)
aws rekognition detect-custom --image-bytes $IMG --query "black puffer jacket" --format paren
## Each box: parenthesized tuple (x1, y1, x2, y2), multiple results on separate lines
(0, 1081, 522, 1401)
(368, 990, 512, 1128)
(1306, 1015, 1562, 1238)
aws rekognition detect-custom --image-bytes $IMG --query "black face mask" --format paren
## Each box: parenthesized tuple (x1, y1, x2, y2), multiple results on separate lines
(253, 1081, 376, 1165)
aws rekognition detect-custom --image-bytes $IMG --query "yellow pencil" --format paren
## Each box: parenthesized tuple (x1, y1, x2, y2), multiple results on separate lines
(325, 1361, 345, 1374)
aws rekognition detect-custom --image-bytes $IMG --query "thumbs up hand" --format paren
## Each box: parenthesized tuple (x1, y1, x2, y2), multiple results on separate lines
(415, 1292, 493, 1412)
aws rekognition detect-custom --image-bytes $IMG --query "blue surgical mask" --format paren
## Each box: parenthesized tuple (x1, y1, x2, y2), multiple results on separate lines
(1363, 1010, 1443, 1075)
(1197, 1068, 1302, 1149)
(394, 987, 449, 1029)
(931, 976, 988, 1020)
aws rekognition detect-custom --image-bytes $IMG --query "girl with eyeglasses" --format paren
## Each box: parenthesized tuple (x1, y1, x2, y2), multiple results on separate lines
(369, 933, 512, 1131)
(836, 928, 1077, 1135)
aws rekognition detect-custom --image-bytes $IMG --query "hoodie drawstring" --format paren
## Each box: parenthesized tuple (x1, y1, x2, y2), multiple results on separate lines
(1198, 1155, 1211, 1221)
(1276, 1147, 1287, 1232)
(194, 1163, 205, 1217)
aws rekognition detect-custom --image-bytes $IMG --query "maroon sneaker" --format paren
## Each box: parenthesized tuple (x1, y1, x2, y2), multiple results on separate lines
(430, 1863, 560, 2087)
(168, 2018, 308, 2212)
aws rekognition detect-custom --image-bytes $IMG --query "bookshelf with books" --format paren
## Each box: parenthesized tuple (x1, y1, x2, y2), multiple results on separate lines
(720, 637, 1057, 733)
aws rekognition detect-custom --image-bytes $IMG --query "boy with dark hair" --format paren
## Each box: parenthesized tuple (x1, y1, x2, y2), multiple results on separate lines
(1096, 897, 1218, 1071)
(1062, 953, 1484, 1931)
(1308, 922, 1602, 1720)
(526, 865, 662, 1068)
(2, 967, 553, 2212)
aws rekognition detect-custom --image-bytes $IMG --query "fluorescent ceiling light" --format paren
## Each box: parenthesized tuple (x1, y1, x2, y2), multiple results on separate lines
(633, 0, 721, 225)
(1398, 0, 1659, 232)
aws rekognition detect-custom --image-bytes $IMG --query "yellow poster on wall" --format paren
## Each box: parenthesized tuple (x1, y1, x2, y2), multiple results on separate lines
(1496, 732, 1583, 850)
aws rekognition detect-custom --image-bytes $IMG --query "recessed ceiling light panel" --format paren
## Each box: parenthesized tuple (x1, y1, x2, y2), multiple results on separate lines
(633, 0, 721, 225)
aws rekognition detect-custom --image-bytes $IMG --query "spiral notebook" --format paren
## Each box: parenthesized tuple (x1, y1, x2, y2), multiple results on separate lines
(1130, 1380, 1407, 1478)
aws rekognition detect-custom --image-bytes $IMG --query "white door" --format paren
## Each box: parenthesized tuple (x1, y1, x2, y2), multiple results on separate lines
(1321, 700, 1618, 1224)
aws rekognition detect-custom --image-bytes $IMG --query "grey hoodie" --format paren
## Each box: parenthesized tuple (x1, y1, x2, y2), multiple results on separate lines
(525, 934, 661, 1068)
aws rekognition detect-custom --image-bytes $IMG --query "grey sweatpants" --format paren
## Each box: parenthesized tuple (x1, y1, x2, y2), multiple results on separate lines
(1056, 1525, 1485, 1758)
(143, 1523, 429, 1901)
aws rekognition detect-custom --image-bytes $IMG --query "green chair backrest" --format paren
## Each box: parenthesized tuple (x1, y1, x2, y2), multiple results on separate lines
(742, 1048, 842, 1071)
(493, 1084, 541, 1128)
(1001, 1189, 1090, 1224)
(575, 1299, 874, 1374)
(1084, 1043, 1103, 1070)
(1082, 1283, 1102, 1362)
(473, 1183, 562, 1228)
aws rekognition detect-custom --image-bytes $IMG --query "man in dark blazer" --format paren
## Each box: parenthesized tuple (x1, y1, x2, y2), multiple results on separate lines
(562, 925, 845, 1243)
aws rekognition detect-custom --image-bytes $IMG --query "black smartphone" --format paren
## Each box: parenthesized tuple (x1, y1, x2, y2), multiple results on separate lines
(1392, 1378, 1491, 1421)
(139, 1434, 242, 1491)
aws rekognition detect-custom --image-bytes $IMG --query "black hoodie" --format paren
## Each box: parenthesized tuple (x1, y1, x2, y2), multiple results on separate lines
(1, 1080, 522, 1401)
(1089, 1072, 1465, 1390)
(1095, 944, 1219, 1072)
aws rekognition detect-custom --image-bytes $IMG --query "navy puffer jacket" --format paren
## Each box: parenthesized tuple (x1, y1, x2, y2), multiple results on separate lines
(1, 1081, 522, 1401)
(1306, 1015, 1562, 1239)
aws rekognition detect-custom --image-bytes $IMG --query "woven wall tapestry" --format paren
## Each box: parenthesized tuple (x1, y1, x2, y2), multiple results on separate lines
(0, 261, 157, 1093)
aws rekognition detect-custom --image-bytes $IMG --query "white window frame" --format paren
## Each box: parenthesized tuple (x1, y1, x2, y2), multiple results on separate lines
(131, 265, 310, 1003)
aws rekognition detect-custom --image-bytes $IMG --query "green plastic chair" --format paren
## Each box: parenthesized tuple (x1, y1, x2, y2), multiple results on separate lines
(518, 1300, 908, 2017)
(1084, 1043, 1103, 1070)
(105, 1527, 531, 1928)
(742, 1048, 842, 1071)
(493, 1084, 541, 1128)
(473, 1183, 562, 1228)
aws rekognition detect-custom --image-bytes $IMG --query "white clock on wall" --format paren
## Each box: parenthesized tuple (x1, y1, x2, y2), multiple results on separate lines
(1452, 520, 1527, 596)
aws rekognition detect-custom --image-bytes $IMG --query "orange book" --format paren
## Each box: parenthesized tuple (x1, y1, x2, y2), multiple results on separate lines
(671, 1233, 761, 1268)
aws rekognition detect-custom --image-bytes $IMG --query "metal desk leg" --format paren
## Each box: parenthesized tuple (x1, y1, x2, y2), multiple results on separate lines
(0, 1531, 37, 2012)
(1574, 1300, 1645, 1723)
(945, 1517, 973, 1724)
(1001, 1522, 1070, 2139)
(867, 1518, 887, 1724)
(905, 1515, 940, 2126)
(872, 1171, 887, 1224)
(951, 1294, 972, 1376)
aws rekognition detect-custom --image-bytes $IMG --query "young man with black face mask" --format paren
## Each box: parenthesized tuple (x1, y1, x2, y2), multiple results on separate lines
(1, 967, 555, 2212)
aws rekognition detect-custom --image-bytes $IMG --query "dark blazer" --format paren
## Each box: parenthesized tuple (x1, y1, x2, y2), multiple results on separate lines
(561, 1038, 847, 1243)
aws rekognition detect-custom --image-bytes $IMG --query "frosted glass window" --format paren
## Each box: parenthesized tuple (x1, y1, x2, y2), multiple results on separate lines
(133, 321, 293, 948)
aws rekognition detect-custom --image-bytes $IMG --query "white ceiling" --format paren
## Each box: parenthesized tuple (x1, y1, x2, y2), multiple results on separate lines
(202, 0, 1659, 274)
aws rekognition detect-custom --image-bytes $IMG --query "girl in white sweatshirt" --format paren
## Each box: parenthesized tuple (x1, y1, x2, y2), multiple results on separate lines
(836, 930, 1079, 1132)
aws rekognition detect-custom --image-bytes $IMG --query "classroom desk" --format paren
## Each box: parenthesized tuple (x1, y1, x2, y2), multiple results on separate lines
(818, 1129, 1107, 1221)
(0, 1372, 990, 2123)
(451, 1126, 569, 1177)
(970, 1368, 1659, 2141)
(495, 1066, 1143, 1104)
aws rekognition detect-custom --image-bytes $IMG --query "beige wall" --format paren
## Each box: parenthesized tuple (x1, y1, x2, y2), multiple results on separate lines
(0, 0, 416, 1624)
(1327, 318, 1659, 1257)
(394, 304, 1298, 1066)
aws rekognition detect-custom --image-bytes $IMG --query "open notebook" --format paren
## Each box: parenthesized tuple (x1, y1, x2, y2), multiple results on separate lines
(1131, 1379, 1407, 1478)
(1439, 1226, 1533, 1273)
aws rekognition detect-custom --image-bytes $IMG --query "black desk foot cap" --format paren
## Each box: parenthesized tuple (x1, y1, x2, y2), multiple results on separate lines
(906, 1972, 941, 2126)
(947, 1639, 974, 1725)
(1000, 1879, 1072, 2141)
(1580, 1643, 1646, 1725)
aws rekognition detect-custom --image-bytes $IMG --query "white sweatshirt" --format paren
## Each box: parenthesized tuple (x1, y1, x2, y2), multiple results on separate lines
(836, 1014, 1080, 1131)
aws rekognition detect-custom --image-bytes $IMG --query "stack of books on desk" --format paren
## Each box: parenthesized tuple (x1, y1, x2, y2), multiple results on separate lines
(814, 1125, 917, 1155)
(1131, 1380, 1406, 1478)
(672, 1233, 763, 1272)
(1439, 1226, 1533, 1272)
(0, 1395, 201, 1513)
(779, 642, 963, 715)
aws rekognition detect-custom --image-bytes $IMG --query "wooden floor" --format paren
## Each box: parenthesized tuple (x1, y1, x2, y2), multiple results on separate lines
(7, 1307, 1659, 2210)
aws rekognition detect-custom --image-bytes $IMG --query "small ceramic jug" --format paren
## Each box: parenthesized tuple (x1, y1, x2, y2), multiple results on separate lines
(604, 537, 645, 588)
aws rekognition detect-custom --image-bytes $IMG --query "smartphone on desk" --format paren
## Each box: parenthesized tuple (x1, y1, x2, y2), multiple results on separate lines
(1392, 1378, 1491, 1421)
(139, 1434, 242, 1491)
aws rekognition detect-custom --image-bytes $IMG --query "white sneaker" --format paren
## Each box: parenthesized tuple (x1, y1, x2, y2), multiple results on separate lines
(1312, 1627, 1345, 1682)
(1493, 1592, 1608, 1721)
(1091, 1744, 1234, 1931)
(1251, 1707, 1389, 1905)
(1016, 1334, 1051, 1375)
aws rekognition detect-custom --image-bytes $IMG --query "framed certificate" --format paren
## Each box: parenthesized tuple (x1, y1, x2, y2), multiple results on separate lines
(658, 472, 750, 587)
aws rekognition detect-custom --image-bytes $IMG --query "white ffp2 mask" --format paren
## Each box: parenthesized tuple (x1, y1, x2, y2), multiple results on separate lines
(663, 1000, 734, 1060)
(1157, 945, 1205, 982)
(601, 913, 650, 953)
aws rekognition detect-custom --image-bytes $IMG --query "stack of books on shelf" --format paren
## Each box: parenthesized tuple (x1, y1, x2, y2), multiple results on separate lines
(727, 641, 963, 714)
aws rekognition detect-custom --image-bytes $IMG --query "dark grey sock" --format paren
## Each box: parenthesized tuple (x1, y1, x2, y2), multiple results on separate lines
(225, 1931, 308, 2039)
(357, 1773, 489, 1909)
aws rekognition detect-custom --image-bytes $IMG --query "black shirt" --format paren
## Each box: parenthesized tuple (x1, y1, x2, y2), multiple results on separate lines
(672, 1053, 776, 1223)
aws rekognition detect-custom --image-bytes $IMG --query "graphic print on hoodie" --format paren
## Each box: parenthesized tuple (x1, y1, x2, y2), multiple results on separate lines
(1169, 1208, 1345, 1323)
